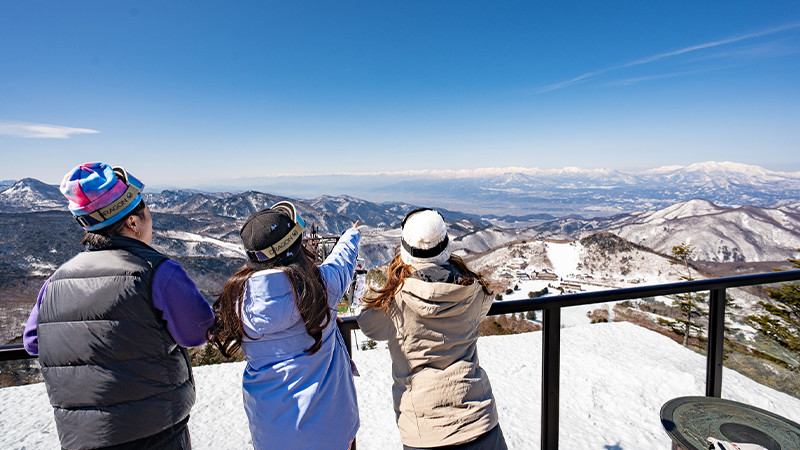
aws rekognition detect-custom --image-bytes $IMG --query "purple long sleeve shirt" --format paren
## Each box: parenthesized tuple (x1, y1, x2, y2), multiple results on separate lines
(23, 259, 215, 355)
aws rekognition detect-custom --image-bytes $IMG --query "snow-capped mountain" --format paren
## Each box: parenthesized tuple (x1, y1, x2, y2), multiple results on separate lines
(534, 198, 800, 262)
(142, 189, 208, 209)
(465, 233, 682, 286)
(610, 202, 800, 262)
(643, 161, 800, 187)
(148, 191, 405, 235)
(0, 178, 64, 211)
(770, 199, 800, 212)
(309, 195, 425, 229)
(147, 191, 287, 219)
(450, 226, 527, 257)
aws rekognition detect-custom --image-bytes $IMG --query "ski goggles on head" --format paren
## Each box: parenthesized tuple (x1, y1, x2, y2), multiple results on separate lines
(246, 201, 306, 262)
(73, 166, 144, 229)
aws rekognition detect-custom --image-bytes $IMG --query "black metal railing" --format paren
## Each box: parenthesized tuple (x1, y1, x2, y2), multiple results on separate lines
(4, 269, 800, 450)
(338, 269, 800, 450)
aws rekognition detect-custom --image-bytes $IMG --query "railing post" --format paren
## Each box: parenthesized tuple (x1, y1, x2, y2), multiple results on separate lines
(706, 288, 725, 397)
(341, 323, 353, 358)
(542, 306, 561, 450)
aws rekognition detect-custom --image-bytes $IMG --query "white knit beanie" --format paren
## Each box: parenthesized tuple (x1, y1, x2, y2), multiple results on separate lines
(400, 209, 451, 266)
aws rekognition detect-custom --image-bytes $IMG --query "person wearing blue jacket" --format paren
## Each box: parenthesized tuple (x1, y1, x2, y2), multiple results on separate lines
(210, 201, 360, 450)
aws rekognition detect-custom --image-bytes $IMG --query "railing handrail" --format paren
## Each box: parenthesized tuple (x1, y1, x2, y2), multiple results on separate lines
(3, 269, 800, 450)
(5, 270, 799, 357)
(337, 268, 800, 328)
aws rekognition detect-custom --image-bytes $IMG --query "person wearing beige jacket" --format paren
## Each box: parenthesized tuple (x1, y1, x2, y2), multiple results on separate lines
(358, 208, 507, 450)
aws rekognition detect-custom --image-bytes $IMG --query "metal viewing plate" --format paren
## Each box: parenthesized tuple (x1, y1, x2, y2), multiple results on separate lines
(661, 396, 800, 450)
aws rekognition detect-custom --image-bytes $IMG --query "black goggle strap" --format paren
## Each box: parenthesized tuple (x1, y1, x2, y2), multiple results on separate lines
(74, 183, 141, 228)
(401, 234, 449, 259)
(246, 221, 304, 262)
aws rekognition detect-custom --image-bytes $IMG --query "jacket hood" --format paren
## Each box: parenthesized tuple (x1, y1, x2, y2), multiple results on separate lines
(242, 268, 301, 337)
(399, 276, 484, 319)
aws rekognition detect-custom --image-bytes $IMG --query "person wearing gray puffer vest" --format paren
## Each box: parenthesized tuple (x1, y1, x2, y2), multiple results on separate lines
(23, 163, 214, 449)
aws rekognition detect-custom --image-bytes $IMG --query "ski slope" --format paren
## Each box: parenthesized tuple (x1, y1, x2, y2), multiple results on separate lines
(545, 241, 580, 277)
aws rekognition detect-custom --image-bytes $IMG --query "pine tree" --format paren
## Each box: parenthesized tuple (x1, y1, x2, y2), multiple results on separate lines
(747, 250, 800, 356)
(667, 243, 707, 346)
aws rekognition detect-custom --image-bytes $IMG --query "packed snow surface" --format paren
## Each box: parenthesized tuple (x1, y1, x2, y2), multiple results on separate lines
(2, 323, 799, 449)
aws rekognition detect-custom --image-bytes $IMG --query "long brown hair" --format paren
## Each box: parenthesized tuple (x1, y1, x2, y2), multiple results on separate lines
(209, 245, 330, 357)
(364, 247, 492, 311)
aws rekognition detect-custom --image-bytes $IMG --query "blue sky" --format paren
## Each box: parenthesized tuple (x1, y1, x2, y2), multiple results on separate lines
(2, 1, 800, 186)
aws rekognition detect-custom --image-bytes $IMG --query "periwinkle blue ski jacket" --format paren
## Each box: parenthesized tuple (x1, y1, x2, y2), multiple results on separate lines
(240, 228, 360, 450)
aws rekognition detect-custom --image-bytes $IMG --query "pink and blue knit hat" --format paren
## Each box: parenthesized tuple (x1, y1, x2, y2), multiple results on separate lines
(60, 162, 144, 231)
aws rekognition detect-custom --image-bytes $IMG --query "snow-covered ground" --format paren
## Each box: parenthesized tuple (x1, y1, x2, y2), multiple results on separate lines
(2, 323, 799, 449)
(470, 238, 683, 292)
(545, 241, 579, 277)
(492, 240, 645, 327)
(500, 279, 617, 327)
(157, 230, 246, 258)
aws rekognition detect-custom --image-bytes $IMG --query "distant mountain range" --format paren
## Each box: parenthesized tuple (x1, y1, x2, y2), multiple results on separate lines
(0, 180, 482, 231)
(2, 165, 800, 344)
(2, 167, 798, 270)
(0, 178, 486, 297)
(186, 161, 800, 216)
(7, 160, 800, 221)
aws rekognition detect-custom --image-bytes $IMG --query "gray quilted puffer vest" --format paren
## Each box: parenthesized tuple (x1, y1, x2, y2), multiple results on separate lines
(38, 237, 195, 449)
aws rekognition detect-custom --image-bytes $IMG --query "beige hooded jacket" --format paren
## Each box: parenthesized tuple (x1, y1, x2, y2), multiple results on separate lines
(357, 263, 498, 447)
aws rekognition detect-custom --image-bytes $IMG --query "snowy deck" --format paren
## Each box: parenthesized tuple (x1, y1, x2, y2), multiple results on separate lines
(2, 322, 799, 449)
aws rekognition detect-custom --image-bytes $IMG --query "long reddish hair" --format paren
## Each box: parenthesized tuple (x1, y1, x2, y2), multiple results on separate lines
(364, 247, 491, 311)
(209, 245, 329, 357)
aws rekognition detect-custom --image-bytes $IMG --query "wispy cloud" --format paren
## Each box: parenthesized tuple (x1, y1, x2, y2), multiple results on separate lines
(685, 38, 800, 63)
(532, 22, 800, 94)
(0, 122, 100, 139)
(599, 67, 728, 87)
